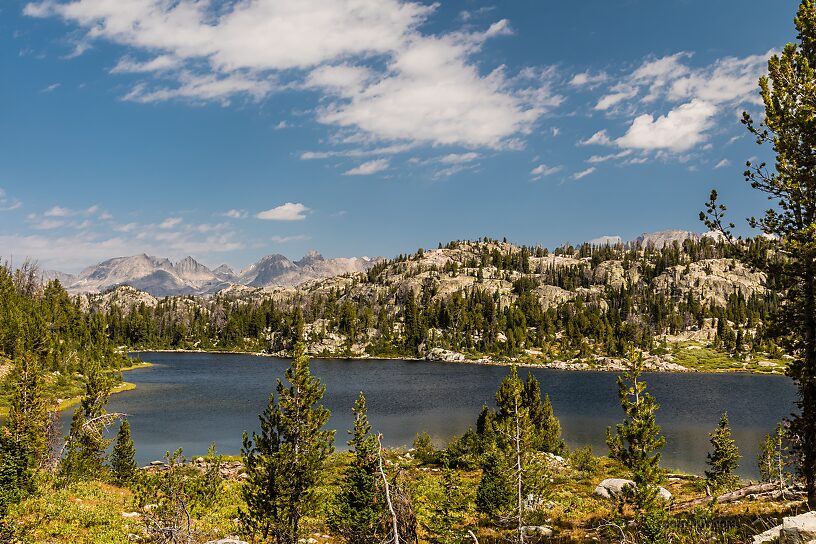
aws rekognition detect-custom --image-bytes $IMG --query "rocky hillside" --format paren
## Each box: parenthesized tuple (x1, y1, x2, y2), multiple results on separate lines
(82, 234, 781, 371)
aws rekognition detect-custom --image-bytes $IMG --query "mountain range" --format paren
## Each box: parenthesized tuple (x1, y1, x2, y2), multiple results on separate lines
(41, 229, 708, 297)
(45, 251, 380, 297)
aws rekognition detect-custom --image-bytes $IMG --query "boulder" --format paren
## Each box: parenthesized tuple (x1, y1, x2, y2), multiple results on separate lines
(780, 511, 816, 543)
(594, 478, 672, 501)
(754, 524, 783, 543)
(204, 540, 249, 544)
(521, 525, 554, 538)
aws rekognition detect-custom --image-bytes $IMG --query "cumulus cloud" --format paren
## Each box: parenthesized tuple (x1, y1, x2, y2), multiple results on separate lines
(343, 159, 390, 176)
(579, 130, 613, 146)
(256, 202, 310, 221)
(587, 50, 771, 155)
(615, 99, 718, 152)
(25, 0, 562, 150)
(715, 158, 731, 169)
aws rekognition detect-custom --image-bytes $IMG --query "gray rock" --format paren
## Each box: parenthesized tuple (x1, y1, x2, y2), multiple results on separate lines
(521, 525, 554, 538)
(594, 478, 672, 501)
(204, 540, 249, 544)
(753, 524, 783, 544)
(780, 511, 816, 543)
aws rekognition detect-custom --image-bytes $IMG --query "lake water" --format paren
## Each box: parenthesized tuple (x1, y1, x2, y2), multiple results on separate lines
(62, 352, 798, 479)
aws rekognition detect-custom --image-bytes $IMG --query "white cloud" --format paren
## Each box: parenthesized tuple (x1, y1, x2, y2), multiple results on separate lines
(530, 164, 562, 179)
(715, 158, 731, 169)
(569, 71, 607, 88)
(256, 202, 310, 221)
(270, 235, 310, 244)
(315, 31, 561, 149)
(110, 54, 181, 73)
(579, 130, 613, 146)
(594, 84, 637, 111)
(24, 1, 562, 150)
(222, 209, 248, 219)
(0, 189, 22, 211)
(300, 143, 416, 160)
(44, 205, 72, 217)
(159, 217, 183, 229)
(667, 51, 771, 105)
(615, 99, 717, 152)
(343, 159, 390, 176)
(439, 152, 480, 164)
(32, 219, 64, 230)
(587, 150, 632, 163)
(122, 72, 275, 104)
(589, 50, 771, 157)
(571, 167, 596, 180)
(40, 83, 61, 93)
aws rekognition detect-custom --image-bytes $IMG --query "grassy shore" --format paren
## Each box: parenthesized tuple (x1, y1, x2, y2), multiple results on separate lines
(0, 361, 152, 418)
(3, 448, 802, 544)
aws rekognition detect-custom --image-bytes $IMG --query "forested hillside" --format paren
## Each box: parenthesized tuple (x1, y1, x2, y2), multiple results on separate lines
(82, 235, 785, 372)
(0, 261, 132, 412)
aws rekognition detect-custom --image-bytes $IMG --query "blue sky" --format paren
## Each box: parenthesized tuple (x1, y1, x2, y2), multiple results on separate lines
(0, 0, 799, 272)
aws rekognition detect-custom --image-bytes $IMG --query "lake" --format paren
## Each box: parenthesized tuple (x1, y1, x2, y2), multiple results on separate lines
(63, 352, 798, 479)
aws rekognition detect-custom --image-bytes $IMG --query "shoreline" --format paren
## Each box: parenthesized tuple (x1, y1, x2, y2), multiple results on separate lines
(130, 348, 787, 376)
(53, 361, 153, 414)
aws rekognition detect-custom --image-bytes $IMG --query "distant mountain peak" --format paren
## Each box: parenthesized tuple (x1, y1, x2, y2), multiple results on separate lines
(296, 250, 325, 267)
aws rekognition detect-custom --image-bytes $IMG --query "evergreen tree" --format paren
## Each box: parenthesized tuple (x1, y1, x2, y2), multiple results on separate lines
(704, 413, 741, 492)
(759, 422, 790, 495)
(329, 392, 383, 544)
(606, 351, 667, 541)
(0, 351, 49, 513)
(60, 365, 115, 482)
(240, 343, 335, 544)
(110, 419, 137, 485)
(475, 450, 514, 517)
(702, 0, 816, 507)
(522, 374, 564, 454)
(427, 455, 468, 544)
(480, 366, 546, 541)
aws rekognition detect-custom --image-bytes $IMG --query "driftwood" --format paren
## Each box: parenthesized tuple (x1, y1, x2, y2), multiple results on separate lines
(678, 482, 779, 508)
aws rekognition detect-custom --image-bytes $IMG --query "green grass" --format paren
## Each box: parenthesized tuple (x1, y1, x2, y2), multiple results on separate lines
(670, 343, 788, 374)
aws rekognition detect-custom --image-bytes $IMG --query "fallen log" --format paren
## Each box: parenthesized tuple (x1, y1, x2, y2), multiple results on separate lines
(677, 482, 779, 508)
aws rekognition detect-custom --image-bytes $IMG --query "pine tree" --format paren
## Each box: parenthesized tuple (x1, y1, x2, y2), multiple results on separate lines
(606, 351, 667, 541)
(0, 351, 49, 513)
(427, 455, 468, 544)
(475, 450, 514, 517)
(481, 366, 546, 541)
(522, 374, 564, 454)
(60, 365, 115, 482)
(705, 413, 741, 492)
(759, 422, 790, 496)
(110, 419, 137, 485)
(701, 0, 816, 507)
(240, 343, 335, 544)
(329, 392, 383, 544)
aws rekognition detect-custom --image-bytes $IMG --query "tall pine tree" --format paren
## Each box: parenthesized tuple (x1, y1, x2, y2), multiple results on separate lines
(702, 0, 816, 507)
(705, 413, 741, 492)
(110, 419, 137, 485)
(329, 392, 383, 544)
(606, 352, 667, 541)
(240, 343, 335, 544)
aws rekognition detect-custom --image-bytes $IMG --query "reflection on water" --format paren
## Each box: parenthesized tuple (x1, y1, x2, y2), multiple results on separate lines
(61, 352, 797, 478)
